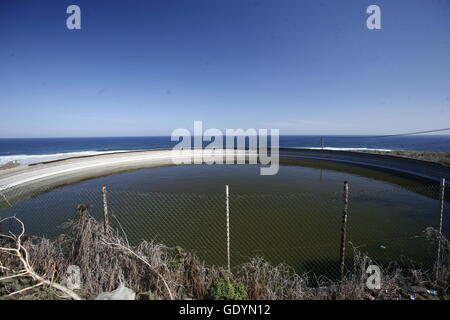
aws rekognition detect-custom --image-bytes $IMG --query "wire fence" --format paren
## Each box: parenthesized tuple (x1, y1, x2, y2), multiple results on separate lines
(0, 182, 448, 280)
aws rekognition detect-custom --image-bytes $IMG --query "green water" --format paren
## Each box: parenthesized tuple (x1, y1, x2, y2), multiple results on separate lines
(1, 160, 447, 278)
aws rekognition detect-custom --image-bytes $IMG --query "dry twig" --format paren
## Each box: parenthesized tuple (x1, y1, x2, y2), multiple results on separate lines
(100, 239, 174, 300)
(0, 216, 81, 300)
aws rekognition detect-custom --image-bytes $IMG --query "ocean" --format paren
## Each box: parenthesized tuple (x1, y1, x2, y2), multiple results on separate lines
(0, 135, 449, 166)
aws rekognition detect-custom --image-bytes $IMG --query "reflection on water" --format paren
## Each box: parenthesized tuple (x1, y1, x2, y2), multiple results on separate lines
(1, 160, 448, 279)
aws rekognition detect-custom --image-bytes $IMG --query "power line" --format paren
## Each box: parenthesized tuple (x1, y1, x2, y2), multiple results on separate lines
(370, 127, 450, 138)
(321, 127, 450, 139)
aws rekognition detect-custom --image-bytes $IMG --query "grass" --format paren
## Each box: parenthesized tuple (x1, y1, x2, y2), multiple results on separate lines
(363, 150, 450, 167)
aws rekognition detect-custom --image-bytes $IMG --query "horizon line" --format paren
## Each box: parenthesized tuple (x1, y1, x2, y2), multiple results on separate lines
(1, 134, 450, 140)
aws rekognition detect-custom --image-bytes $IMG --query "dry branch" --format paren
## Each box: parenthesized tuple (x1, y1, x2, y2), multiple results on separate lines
(100, 239, 174, 300)
(0, 216, 81, 300)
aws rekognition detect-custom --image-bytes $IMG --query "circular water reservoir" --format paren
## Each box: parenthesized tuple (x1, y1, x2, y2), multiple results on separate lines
(1, 159, 447, 279)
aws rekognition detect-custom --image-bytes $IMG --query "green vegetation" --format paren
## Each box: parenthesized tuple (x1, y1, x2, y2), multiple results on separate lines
(168, 246, 187, 269)
(364, 150, 450, 167)
(209, 276, 248, 300)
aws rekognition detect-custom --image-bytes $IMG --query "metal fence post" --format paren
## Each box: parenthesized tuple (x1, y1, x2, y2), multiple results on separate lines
(438, 178, 446, 235)
(436, 178, 446, 282)
(339, 181, 349, 280)
(226, 185, 230, 273)
(102, 186, 110, 233)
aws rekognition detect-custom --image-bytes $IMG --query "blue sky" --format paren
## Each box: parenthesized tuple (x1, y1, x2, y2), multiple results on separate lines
(1, 0, 450, 137)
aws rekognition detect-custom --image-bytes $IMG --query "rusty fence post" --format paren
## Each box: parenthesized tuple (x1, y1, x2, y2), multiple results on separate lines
(339, 181, 349, 280)
(76, 204, 89, 219)
(102, 186, 109, 233)
(226, 185, 230, 273)
(436, 178, 446, 282)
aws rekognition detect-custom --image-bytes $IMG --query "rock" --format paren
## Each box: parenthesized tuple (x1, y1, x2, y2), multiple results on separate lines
(137, 291, 157, 300)
(409, 286, 428, 294)
(0, 160, 20, 170)
(95, 284, 136, 300)
(420, 293, 439, 300)
(62, 265, 81, 290)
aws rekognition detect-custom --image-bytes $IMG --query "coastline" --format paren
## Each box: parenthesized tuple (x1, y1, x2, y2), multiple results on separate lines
(362, 149, 450, 167)
(2, 147, 449, 168)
